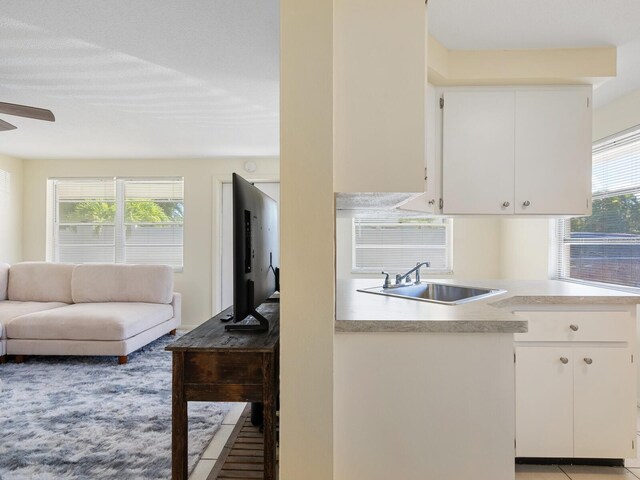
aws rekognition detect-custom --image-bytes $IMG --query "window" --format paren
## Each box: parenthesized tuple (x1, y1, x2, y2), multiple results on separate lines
(49, 178, 184, 268)
(352, 217, 452, 273)
(555, 129, 640, 289)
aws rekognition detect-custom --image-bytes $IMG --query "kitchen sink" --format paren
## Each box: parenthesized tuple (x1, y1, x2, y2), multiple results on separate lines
(357, 282, 506, 305)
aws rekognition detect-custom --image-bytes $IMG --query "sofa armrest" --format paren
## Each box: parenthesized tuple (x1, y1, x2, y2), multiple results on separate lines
(171, 292, 182, 326)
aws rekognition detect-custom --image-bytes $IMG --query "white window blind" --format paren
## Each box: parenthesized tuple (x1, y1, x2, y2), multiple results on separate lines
(50, 178, 184, 268)
(353, 217, 451, 273)
(555, 128, 640, 289)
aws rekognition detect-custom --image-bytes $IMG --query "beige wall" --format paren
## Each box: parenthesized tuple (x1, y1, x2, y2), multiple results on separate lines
(0, 153, 23, 264)
(21, 157, 279, 327)
(281, 0, 334, 477)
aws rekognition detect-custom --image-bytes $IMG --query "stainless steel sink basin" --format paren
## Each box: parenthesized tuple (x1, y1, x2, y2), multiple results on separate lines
(357, 282, 506, 305)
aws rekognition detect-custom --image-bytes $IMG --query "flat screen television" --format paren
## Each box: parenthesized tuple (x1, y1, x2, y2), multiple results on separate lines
(225, 173, 279, 332)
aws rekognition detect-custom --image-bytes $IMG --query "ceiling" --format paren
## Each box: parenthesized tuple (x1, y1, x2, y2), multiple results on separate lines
(0, 1, 279, 159)
(1, 1, 640, 159)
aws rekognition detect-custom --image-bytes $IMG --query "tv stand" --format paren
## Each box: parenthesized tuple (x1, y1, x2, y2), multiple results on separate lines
(166, 302, 279, 480)
(225, 280, 270, 332)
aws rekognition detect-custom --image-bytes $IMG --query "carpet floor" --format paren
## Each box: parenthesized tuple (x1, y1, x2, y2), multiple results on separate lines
(0, 334, 230, 480)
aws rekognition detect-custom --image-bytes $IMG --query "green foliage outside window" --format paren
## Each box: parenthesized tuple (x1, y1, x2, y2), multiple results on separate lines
(570, 194, 640, 235)
(61, 199, 183, 236)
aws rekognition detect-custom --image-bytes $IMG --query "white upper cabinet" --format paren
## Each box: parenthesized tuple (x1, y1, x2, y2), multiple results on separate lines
(397, 83, 441, 214)
(333, 0, 426, 193)
(440, 86, 592, 216)
(442, 91, 516, 214)
(515, 90, 592, 215)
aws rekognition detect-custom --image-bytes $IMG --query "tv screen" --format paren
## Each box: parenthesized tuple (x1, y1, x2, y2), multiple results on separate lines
(227, 173, 279, 332)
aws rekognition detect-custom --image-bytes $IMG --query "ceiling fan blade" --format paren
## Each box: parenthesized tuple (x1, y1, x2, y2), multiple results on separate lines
(0, 119, 17, 131)
(0, 102, 55, 122)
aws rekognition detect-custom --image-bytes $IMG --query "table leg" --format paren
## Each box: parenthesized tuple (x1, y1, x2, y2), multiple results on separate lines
(172, 352, 188, 480)
(263, 352, 277, 480)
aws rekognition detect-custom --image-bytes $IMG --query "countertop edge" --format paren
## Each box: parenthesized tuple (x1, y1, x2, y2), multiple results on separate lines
(335, 319, 528, 334)
(490, 295, 640, 307)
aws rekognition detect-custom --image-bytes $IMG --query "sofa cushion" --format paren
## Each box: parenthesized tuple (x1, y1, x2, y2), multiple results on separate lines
(6, 302, 174, 341)
(72, 264, 174, 304)
(0, 263, 9, 301)
(8, 262, 75, 303)
(0, 301, 68, 339)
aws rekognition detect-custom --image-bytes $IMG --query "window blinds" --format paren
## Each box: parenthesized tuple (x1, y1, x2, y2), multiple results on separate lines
(555, 128, 640, 289)
(353, 217, 451, 272)
(51, 178, 184, 268)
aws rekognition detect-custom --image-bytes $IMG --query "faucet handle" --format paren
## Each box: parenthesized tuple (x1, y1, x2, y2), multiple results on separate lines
(381, 271, 391, 288)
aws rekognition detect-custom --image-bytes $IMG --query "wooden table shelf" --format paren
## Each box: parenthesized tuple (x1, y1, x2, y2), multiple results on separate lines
(166, 303, 279, 480)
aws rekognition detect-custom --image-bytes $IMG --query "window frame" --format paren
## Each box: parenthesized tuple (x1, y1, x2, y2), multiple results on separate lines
(554, 127, 640, 293)
(351, 217, 453, 275)
(48, 176, 184, 271)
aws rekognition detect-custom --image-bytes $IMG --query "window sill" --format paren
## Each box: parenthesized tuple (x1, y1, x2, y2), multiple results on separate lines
(555, 277, 640, 295)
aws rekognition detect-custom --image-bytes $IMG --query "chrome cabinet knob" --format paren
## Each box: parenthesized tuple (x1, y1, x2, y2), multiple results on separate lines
(584, 358, 593, 365)
(560, 357, 569, 364)
(502, 201, 510, 208)
(570, 324, 579, 331)
(523, 200, 531, 207)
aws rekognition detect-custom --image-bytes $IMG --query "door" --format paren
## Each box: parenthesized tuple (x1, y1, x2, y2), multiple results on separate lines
(514, 89, 591, 215)
(515, 346, 574, 457)
(220, 182, 280, 311)
(573, 347, 635, 458)
(442, 91, 515, 214)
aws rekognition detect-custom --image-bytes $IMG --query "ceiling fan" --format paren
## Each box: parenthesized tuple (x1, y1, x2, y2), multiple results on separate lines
(0, 102, 55, 131)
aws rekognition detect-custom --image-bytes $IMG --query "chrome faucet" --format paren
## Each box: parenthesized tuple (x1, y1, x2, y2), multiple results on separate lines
(392, 262, 430, 287)
(380, 262, 430, 288)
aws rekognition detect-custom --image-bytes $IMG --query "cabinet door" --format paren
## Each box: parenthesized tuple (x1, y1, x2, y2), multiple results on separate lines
(514, 89, 592, 215)
(573, 347, 635, 458)
(442, 91, 515, 214)
(515, 347, 573, 457)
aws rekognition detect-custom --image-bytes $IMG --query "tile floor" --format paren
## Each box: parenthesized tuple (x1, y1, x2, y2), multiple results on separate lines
(189, 403, 246, 480)
(190, 406, 640, 480)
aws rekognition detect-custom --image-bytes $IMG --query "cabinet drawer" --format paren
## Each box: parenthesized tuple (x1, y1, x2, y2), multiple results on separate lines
(513, 311, 633, 342)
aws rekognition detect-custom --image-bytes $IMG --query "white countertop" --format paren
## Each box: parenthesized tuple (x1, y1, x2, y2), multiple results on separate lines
(336, 279, 640, 334)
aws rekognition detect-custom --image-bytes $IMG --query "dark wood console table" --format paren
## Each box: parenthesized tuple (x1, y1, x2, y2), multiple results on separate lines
(166, 302, 279, 480)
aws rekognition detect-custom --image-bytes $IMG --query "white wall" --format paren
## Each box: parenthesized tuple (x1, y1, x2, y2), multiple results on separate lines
(21, 157, 279, 328)
(593, 89, 640, 141)
(0, 153, 23, 264)
(499, 218, 552, 280)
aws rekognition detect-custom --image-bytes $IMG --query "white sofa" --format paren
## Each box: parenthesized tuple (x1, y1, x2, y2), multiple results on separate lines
(0, 262, 181, 364)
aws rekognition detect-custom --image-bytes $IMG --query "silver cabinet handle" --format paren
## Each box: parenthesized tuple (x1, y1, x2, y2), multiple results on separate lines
(560, 357, 569, 364)
(502, 201, 510, 208)
(584, 358, 593, 365)
(523, 200, 531, 207)
(570, 324, 579, 331)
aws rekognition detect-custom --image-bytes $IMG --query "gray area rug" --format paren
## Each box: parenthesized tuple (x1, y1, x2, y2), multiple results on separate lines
(0, 334, 230, 480)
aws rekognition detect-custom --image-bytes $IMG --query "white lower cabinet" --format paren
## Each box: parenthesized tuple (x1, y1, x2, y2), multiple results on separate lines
(514, 309, 636, 460)
(573, 347, 635, 458)
(515, 346, 574, 457)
